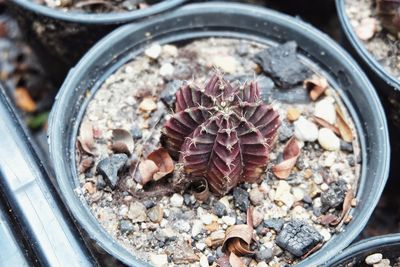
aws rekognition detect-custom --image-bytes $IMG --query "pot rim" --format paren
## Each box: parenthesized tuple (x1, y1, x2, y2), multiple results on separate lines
(326, 233, 400, 265)
(336, 0, 400, 91)
(9, 0, 187, 24)
(49, 2, 391, 266)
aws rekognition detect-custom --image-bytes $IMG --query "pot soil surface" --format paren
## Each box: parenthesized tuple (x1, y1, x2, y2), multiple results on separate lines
(76, 38, 361, 266)
(345, 0, 400, 79)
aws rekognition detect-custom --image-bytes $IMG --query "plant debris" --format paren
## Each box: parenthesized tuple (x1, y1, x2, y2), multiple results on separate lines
(272, 137, 301, 179)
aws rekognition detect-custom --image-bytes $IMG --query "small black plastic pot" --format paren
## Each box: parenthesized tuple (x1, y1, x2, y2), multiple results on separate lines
(49, 3, 390, 266)
(326, 234, 400, 266)
(7, 0, 186, 85)
(336, 0, 400, 175)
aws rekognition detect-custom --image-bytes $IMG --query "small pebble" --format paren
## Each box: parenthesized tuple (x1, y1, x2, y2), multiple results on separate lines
(119, 220, 134, 235)
(127, 201, 147, 223)
(287, 107, 301, 121)
(147, 204, 163, 223)
(150, 253, 168, 267)
(365, 253, 383, 265)
(294, 116, 319, 142)
(222, 216, 236, 226)
(279, 121, 294, 142)
(274, 181, 295, 208)
(192, 220, 204, 237)
(159, 63, 174, 77)
(199, 254, 209, 267)
(139, 97, 157, 112)
(210, 55, 238, 74)
(213, 201, 227, 217)
(145, 43, 162, 59)
(263, 218, 284, 232)
(318, 128, 340, 151)
(256, 248, 273, 262)
(314, 97, 336, 124)
(170, 193, 184, 207)
(249, 187, 264, 205)
(233, 187, 250, 212)
(355, 17, 377, 41)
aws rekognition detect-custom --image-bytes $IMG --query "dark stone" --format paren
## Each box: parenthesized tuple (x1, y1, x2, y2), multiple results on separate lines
(256, 248, 273, 262)
(296, 156, 305, 170)
(321, 179, 347, 212)
(213, 201, 227, 217)
(254, 41, 311, 89)
(279, 121, 294, 142)
(183, 193, 192, 206)
(263, 218, 284, 232)
(233, 187, 250, 212)
(119, 220, 134, 235)
(216, 246, 224, 258)
(131, 125, 142, 140)
(142, 199, 155, 209)
(340, 140, 353, 152)
(96, 153, 128, 189)
(160, 80, 182, 108)
(272, 245, 283, 257)
(207, 255, 216, 265)
(276, 220, 323, 257)
(96, 175, 106, 190)
(158, 241, 165, 248)
(347, 155, 355, 167)
(302, 195, 313, 204)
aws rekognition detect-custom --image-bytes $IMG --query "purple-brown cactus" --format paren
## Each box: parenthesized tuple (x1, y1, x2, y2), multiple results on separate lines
(161, 74, 281, 195)
(377, 0, 400, 36)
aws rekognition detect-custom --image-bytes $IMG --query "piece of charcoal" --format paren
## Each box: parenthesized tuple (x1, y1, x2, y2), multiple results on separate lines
(254, 41, 311, 89)
(233, 187, 250, 212)
(321, 179, 347, 212)
(96, 153, 128, 189)
(276, 220, 323, 257)
(263, 218, 284, 232)
(160, 80, 182, 108)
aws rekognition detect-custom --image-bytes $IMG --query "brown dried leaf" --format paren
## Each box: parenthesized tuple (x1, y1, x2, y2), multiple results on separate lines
(190, 177, 210, 202)
(304, 75, 328, 101)
(78, 120, 94, 155)
(331, 188, 354, 226)
(137, 159, 159, 185)
(318, 214, 338, 226)
(272, 137, 300, 179)
(229, 253, 246, 267)
(111, 129, 134, 155)
(222, 224, 254, 256)
(336, 105, 353, 143)
(14, 87, 37, 112)
(313, 116, 340, 135)
(78, 157, 94, 173)
(147, 148, 174, 181)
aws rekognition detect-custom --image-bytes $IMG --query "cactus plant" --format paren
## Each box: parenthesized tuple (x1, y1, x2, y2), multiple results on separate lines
(162, 74, 280, 195)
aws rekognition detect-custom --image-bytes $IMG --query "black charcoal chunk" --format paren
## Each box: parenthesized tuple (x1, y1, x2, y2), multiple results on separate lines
(321, 179, 347, 212)
(96, 153, 128, 189)
(276, 220, 323, 257)
(254, 41, 311, 89)
(160, 80, 182, 108)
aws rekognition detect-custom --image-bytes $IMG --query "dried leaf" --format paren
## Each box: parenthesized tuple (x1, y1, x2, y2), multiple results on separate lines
(14, 87, 37, 112)
(190, 177, 210, 202)
(335, 105, 353, 143)
(318, 214, 338, 226)
(78, 157, 94, 173)
(78, 120, 94, 155)
(111, 129, 134, 155)
(272, 137, 300, 179)
(147, 148, 174, 181)
(313, 116, 340, 136)
(229, 253, 246, 267)
(304, 75, 328, 101)
(331, 188, 354, 226)
(222, 224, 254, 256)
(137, 159, 159, 185)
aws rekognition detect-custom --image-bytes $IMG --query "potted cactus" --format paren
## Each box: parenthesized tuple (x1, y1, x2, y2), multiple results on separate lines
(49, 3, 390, 266)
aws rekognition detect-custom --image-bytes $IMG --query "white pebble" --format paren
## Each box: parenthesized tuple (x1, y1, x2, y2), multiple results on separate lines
(192, 220, 203, 237)
(145, 43, 162, 59)
(323, 152, 337, 167)
(200, 254, 209, 267)
(170, 193, 184, 207)
(163, 44, 178, 57)
(294, 116, 319, 142)
(320, 228, 331, 241)
(201, 214, 215, 225)
(274, 181, 295, 208)
(365, 253, 383, 265)
(222, 216, 236, 226)
(159, 63, 174, 77)
(211, 55, 238, 74)
(196, 242, 206, 251)
(318, 128, 340, 151)
(150, 254, 168, 267)
(314, 97, 336, 124)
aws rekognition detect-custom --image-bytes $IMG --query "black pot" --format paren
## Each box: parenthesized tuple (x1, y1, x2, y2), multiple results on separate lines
(335, 0, 400, 176)
(7, 0, 186, 85)
(326, 234, 400, 266)
(48, 3, 390, 266)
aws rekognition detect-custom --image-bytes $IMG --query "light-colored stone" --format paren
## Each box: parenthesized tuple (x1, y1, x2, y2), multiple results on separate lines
(192, 220, 204, 237)
(287, 107, 301, 121)
(314, 97, 336, 124)
(127, 202, 147, 223)
(323, 152, 337, 167)
(355, 18, 377, 41)
(320, 228, 331, 241)
(373, 258, 390, 267)
(318, 128, 340, 151)
(163, 44, 178, 57)
(159, 63, 174, 77)
(292, 187, 305, 202)
(200, 254, 209, 267)
(211, 56, 238, 74)
(145, 43, 162, 59)
(170, 193, 184, 207)
(150, 253, 168, 267)
(147, 204, 163, 223)
(249, 187, 264, 205)
(274, 181, 294, 208)
(139, 97, 157, 112)
(222, 216, 236, 226)
(257, 262, 269, 267)
(365, 253, 383, 265)
(218, 196, 231, 212)
(294, 116, 319, 142)
(201, 213, 217, 225)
